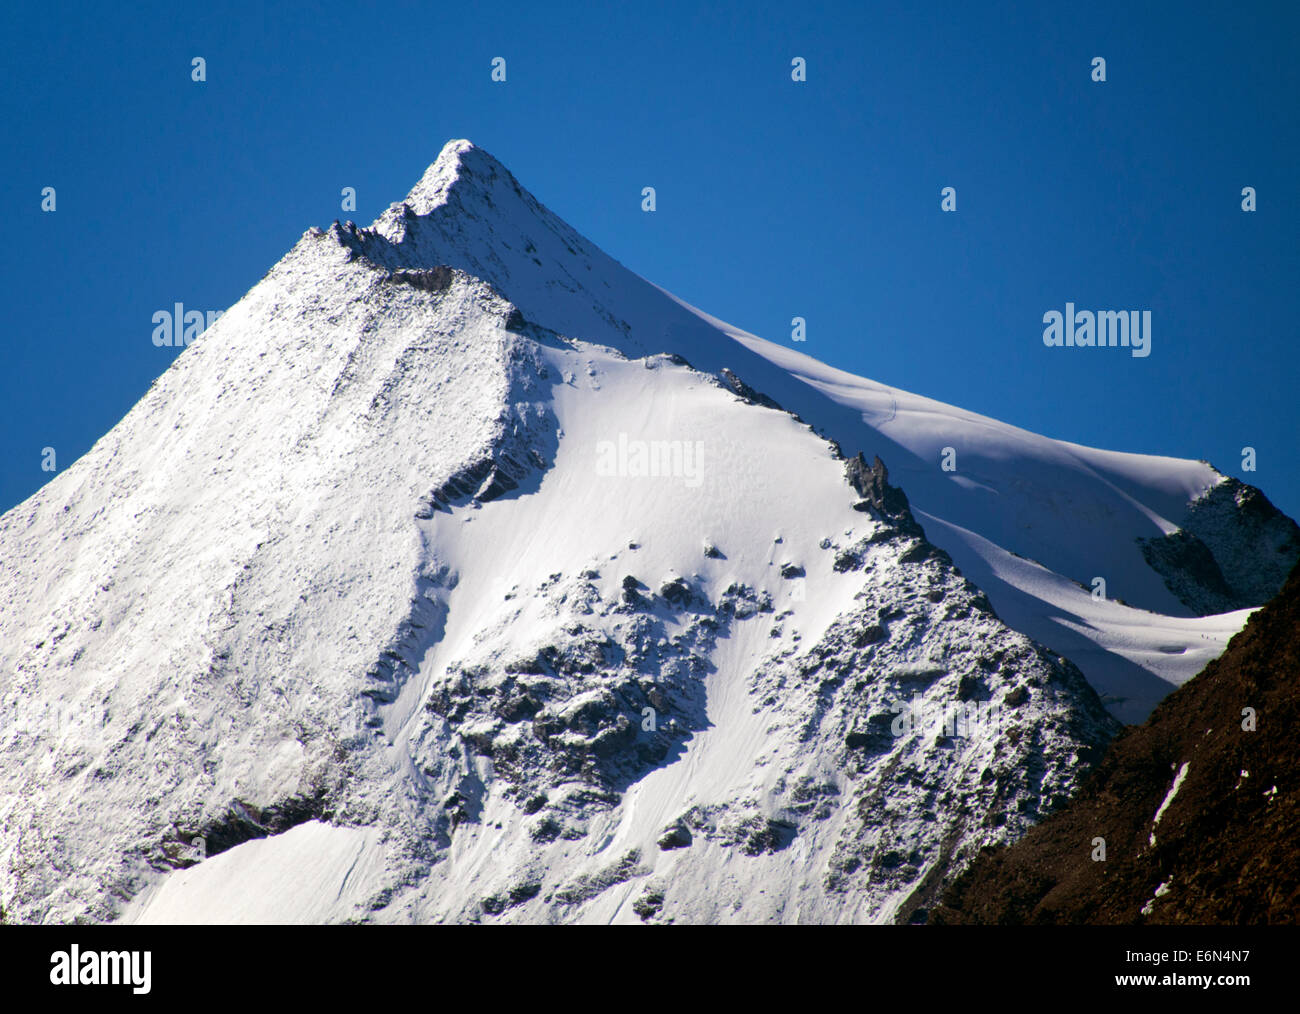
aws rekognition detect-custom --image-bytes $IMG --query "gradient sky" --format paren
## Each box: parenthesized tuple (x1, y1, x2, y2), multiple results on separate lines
(3, 0, 1296, 521)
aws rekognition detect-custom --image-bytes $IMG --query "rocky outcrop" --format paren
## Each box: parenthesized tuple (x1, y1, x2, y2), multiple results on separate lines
(1140, 475, 1300, 614)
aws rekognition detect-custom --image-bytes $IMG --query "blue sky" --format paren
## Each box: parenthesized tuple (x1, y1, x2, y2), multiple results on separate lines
(3, 0, 1297, 519)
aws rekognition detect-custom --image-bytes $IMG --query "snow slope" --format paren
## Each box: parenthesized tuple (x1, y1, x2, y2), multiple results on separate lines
(116, 329, 1116, 925)
(332, 139, 1292, 721)
(1, 140, 1293, 925)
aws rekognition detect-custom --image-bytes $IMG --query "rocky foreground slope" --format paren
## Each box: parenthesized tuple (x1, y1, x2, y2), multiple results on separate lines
(931, 560, 1300, 924)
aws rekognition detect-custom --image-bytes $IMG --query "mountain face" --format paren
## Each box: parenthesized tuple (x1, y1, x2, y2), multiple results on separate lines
(930, 559, 1300, 925)
(0, 141, 1293, 925)
(1138, 478, 1300, 615)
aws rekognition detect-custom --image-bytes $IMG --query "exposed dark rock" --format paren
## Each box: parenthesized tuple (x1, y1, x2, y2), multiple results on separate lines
(158, 787, 331, 869)
(1139, 476, 1300, 614)
(481, 880, 541, 916)
(632, 886, 666, 921)
(718, 368, 783, 410)
(621, 574, 647, 608)
(732, 816, 797, 856)
(521, 793, 547, 815)
(509, 881, 541, 904)
(554, 849, 645, 904)
(844, 454, 913, 524)
(389, 266, 455, 293)
(529, 816, 563, 843)
(1139, 529, 1235, 612)
(957, 673, 984, 701)
(853, 624, 887, 647)
(659, 576, 693, 605)
(656, 823, 692, 850)
(660, 821, 691, 847)
(419, 455, 528, 515)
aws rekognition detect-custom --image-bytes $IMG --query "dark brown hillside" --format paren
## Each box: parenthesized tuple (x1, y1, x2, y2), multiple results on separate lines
(930, 561, 1300, 925)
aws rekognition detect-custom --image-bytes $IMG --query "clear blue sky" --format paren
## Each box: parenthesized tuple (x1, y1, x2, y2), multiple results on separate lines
(3, 0, 1297, 519)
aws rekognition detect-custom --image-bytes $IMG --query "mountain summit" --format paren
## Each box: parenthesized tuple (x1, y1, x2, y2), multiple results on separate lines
(0, 141, 1293, 924)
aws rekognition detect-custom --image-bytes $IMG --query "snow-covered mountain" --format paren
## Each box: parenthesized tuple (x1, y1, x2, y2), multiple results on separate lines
(0, 141, 1293, 925)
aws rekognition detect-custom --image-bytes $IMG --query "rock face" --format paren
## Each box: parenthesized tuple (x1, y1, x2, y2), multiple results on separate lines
(400, 446, 1121, 924)
(0, 140, 1291, 925)
(1139, 477, 1300, 615)
(844, 453, 918, 530)
(930, 560, 1300, 925)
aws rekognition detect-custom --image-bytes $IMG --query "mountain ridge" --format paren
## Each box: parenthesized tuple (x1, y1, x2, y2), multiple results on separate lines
(322, 139, 1298, 720)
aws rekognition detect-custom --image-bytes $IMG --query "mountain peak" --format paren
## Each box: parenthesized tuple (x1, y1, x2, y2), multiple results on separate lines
(401, 138, 505, 216)
(361, 139, 637, 348)
(367, 138, 564, 261)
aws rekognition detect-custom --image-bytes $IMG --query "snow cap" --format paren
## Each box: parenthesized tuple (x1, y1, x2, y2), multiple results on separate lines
(403, 139, 497, 216)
